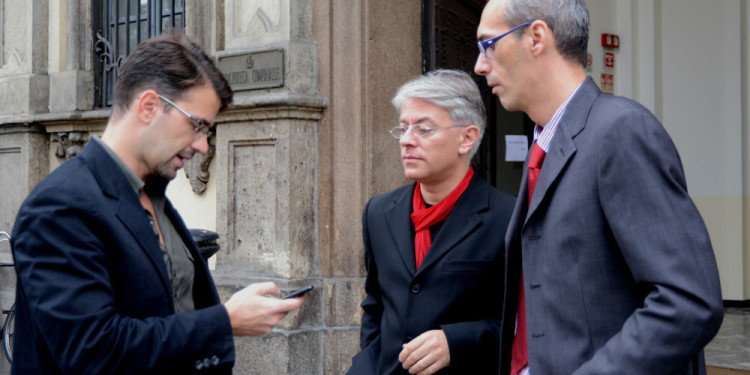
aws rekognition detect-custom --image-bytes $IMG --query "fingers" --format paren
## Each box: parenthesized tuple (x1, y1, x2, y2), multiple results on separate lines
(225, 282, 307, 337)
(278, 295, 305, 312)
(246, 281, 281, 296)
(398, 330, 450, 375)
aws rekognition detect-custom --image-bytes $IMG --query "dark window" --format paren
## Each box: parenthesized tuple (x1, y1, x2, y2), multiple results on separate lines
(94, 0, 186, 108)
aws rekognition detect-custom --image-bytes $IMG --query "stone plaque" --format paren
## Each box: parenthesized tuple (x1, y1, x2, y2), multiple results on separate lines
(219, 50, 284, 91)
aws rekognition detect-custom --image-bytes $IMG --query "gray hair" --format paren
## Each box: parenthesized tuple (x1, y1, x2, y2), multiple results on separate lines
(391, 69, 486, 159)
(504, 0, 589, 67)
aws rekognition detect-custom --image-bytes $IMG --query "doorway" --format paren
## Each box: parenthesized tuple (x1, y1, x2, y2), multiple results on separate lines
(422, 0, 533, 197)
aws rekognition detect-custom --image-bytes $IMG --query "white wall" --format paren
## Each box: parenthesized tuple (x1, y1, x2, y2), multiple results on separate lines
(167, 160, 219, 267)
(588, 0, 747, 300)
(658, 0, 744, 300)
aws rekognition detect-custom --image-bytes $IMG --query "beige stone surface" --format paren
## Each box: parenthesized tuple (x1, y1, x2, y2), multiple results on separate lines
(215, 110, 318, 281)
(324, 329, 360, 375)
(232, 330, 322, 374)
(49, 71, 94, 112)
(314, 0, 421, 280)
(324, 278, 366, 327)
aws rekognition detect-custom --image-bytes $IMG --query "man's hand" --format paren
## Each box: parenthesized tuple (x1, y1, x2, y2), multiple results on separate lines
(224, 282, 305, 336)
(398, 329, 450, 375)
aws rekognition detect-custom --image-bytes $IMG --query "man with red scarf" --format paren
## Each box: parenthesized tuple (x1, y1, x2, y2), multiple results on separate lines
(348, 69, 515, 375)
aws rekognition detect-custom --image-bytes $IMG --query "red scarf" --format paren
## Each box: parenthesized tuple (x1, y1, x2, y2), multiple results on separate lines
(411, 167, 474, 269)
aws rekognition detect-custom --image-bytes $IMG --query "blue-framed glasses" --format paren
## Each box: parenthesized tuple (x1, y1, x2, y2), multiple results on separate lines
(158, 94, 211, 136)
(477, 22, 533, 57)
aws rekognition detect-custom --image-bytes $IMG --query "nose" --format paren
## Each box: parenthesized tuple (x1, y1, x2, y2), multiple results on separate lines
(192, 132, 210, 155)
(474, 53, 489, 76)
(398, 127, 418, 147)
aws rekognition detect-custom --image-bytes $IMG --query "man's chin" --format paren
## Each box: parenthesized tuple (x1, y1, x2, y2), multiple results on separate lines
(403, 169, 427, 183)
(155, 167, 179, 181)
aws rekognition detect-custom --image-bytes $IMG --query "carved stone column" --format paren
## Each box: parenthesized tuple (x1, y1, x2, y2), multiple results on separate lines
(211, 0, 327, 373)
(0, 123, 48, 374)
(0, 0, 50, 115)
(48, 0, 95, 112)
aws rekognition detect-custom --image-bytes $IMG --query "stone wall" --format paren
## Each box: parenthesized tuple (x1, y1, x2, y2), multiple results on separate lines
(0, 0, 422, 373)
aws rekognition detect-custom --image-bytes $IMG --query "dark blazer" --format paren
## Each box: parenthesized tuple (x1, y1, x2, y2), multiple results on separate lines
(11, 140, 234, 374)
(349, 173, 515, 374)
(500, 77, 724, 375)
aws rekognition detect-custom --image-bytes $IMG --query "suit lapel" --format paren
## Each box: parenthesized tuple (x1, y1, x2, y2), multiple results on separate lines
(81, 140, 172, 296)
(415, 175, 487, 277)
(526, 78, 601, 223)
(384, 185, 418, 276)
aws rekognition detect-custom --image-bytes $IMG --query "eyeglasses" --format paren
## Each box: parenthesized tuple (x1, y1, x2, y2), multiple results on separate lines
(389, 124, 467, 139)
(158, 94, 211, 136)
(477, 21, 532, 57)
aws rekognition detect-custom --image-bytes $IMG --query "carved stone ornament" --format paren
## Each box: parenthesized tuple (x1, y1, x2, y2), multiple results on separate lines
(52, 132, 90, 162)
(184, 130, 216, 195)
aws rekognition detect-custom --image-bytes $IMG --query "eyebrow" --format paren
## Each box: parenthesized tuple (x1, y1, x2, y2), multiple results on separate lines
(477, 33, 493, 42)
(399, 116, 435, 125)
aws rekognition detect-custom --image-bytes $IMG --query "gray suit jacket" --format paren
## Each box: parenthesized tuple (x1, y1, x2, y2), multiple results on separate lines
(500, 77, 723, 375)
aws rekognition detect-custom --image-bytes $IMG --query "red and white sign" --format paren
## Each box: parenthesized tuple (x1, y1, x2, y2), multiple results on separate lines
(604, 52, 615, 69)
(601, 33, 620, 49)
(600, 73, 614, 94)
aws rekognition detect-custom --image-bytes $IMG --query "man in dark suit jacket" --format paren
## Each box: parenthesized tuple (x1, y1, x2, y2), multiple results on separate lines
(348, 69, 515, 374)
(10, 32, 304, 375)
(474, 1, 723, 374)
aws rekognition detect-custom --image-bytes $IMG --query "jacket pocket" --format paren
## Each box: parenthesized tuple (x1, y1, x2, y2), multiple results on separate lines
(442, 259, 491, 273)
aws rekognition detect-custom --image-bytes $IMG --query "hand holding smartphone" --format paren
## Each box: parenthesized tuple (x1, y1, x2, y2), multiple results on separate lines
(282, 285, 314, 299)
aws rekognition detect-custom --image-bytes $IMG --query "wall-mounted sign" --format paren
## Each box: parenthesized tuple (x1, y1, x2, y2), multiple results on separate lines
(601, 73, 614, 94)
(604, 51, 615, 69)
(218, 49, 284, 91)
(601, 33, 620, 49)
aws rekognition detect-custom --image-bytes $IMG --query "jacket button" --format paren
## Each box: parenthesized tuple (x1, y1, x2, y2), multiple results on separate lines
(532, 333, 545, 338)
(530, 284, 541, 289)
(411, 284, 421, 294)
(211, 355, 220, 366)
(195, 360, 204, 370)
(529, 235, 541, 240)
(403, 336, 413, 343)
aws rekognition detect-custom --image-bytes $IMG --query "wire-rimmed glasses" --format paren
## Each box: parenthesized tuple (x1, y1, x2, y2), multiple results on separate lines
(158, 94, 211, 136)
(389, 124, 467, 139)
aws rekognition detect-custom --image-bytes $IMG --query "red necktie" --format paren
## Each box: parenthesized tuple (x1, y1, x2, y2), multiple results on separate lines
(511, 143, 545, 375)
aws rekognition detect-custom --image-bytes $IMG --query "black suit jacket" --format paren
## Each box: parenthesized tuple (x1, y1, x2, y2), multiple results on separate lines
(349, 173, 515, 374)
(11, 140, 235, 374)
(500, 78, 723, 374)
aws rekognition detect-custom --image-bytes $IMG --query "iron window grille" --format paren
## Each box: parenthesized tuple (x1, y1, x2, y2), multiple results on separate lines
(94, 0, 186, 108)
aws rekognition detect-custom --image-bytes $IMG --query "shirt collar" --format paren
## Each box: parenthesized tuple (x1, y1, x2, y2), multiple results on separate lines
(90, 136, 145, 197)
(532, 80, 585, 153)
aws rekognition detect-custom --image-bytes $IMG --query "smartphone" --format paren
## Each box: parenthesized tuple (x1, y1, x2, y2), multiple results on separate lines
(282, 285, 314, 299)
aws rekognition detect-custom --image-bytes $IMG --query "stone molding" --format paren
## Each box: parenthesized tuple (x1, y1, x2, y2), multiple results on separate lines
(51, 131, 90, 162)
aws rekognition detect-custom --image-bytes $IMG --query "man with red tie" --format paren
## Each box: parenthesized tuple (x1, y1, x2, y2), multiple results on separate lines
(474, 1, 723, 374)
(347, 69, 515, 374)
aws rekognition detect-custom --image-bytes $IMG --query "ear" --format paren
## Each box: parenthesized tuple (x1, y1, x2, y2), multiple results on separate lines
(135, 89, 161, 125)
(458, 125, 480, 156)
(528, 20, 552, 56)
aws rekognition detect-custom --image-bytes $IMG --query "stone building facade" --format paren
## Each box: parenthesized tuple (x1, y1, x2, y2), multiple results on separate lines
(0, 0, 421, 374)
(4, 1, 749, 374)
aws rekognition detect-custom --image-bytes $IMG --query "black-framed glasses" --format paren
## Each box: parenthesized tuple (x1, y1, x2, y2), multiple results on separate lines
(477, 21, 532, 57)
(158, 95, 211, 136)
(389, 124, 467, 139)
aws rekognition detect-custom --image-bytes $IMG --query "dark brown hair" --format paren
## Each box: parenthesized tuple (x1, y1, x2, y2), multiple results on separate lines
(112, 30, 233, 117)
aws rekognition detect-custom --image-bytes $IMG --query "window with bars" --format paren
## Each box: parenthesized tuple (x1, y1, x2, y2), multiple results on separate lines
(94, 0, 186, 108)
